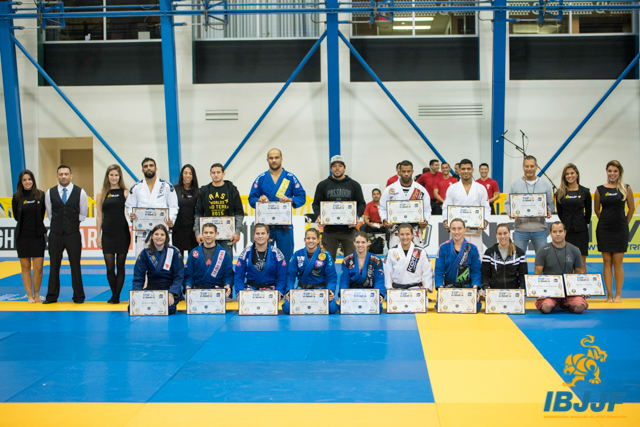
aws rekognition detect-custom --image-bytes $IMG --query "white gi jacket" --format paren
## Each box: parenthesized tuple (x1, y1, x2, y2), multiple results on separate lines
(384, 242, 433, 291)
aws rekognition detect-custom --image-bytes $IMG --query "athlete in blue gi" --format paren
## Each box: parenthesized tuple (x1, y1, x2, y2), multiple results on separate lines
(340, 231, 385, 311)
(248, 148, 306, 262)
(132, 224, 184, 314)
(434, 218, 482, 311)
(184, 223, 234, 297)
(283, 228, 338, 314)
(234, 223, 288, 298)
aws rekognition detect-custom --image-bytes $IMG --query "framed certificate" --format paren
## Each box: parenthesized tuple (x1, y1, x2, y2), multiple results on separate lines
(133, 208, 169, 231)
(320, 201, 357, 225)
(340, 289, 380, 314)
(485, 289, 525, 314)
(186, 289, 226, 314)
(447, 206, 484, 229)
(290, 289, 329, 315)
(238, 290, 279, 315)
(564, 274, 605, 296)
(200, 217, 235, 240)
(129, 290, 168, 316)
(387, 200, 424, 224)
(437, 288, 477, 314)
(255, 202, 292, 225)
(387, 289, 427, 313)
(524, 275, 565, 298)
(510, 194, 547, 218)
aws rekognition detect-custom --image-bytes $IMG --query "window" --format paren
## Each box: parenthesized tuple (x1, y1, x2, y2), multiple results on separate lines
(352, 12, 476, 37)
(45, 0, 161, 42)
(193, 0, 320, 40)
(509, 2, 632, 35)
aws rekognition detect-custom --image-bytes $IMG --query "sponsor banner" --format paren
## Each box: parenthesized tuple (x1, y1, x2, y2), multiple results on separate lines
(0, 216, 306, 258)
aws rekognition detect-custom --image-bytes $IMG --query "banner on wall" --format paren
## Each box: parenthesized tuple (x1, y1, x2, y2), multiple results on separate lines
(0, 215, 638, 258)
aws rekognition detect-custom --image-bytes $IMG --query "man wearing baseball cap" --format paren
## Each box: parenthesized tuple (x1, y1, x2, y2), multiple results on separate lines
(311, 155, 366, 261)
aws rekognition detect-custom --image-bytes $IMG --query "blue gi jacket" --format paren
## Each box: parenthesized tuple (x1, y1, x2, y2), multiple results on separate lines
(133, 245, 184, 296)
(286, 246, 337, 293)
(184, 243, 234, 289)
(234, 243, 288, 296)
(340, 251, 386, 297)
(248, 169, 306, 209)
(434, 239, 481, 288)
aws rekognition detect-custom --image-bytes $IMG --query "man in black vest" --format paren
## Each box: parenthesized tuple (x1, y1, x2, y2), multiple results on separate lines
(44, 165, 89, 304)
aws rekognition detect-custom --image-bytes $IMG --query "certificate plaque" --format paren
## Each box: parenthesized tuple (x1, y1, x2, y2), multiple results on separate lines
(320, 201, 357, 225)
(186, 289, 226, 314)
(129, 290, 168, 316)
(290, 289, 329, 315)
(200, 217, 235, 240)
(437, 288, 477, 314)
(387, 289, 427, 313)
(564, 274, 605, 296)
(238, 290, 279, 315)
(510, 194, 547, 218)
(524, 275, 565, 298)
(447, 206, 484, 229)
(340, 289, 380, 314)
(133, 208, 169, 231)
(485, 289, 525, 314)
(387, 200, 424, 224)
(255, 202, 292, 225)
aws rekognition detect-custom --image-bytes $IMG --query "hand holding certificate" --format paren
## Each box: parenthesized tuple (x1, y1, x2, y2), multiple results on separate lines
(200, 217, 235, 240)
(525, 275, 565, 298)
(387, 200, 424, 224)
(564, 274, 604, 296)
(510, 194, 547, 218)
(255, 202, 292, 225)
(320, 202, 357, 225)
(133, 208, 169, 231)
(447, 206, 484, 229)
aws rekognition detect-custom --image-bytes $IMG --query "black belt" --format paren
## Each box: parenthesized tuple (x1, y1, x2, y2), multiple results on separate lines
(245, 282, 275, 291)
(298, 281, 326, 290)
(392, 283, 421, 289)
(192, 284, 223, 290)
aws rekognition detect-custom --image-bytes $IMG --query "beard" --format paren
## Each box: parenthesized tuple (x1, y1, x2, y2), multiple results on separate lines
(144, 170, 156, 179)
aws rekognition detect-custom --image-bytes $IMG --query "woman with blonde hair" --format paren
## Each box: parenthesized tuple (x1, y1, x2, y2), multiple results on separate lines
(555, 163, 591, 267)
(481, 223, 528, 290)
(96, 165, 131, 304)
(594, 160, 635, 303)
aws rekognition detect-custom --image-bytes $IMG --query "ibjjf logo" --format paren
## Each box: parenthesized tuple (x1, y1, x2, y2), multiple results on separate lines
(544, 335, 626, 413)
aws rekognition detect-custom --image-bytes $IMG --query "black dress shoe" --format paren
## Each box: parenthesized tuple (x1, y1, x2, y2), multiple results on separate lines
(42, 300, 56, 304)
(74, 300, 84, 304)
(107, 299, 120, 304)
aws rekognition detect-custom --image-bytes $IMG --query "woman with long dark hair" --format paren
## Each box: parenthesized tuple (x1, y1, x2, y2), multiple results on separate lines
(132, 224, 184, 314)
(13, 170, 46, 303)
(594, 160, 635, 303)
(96, 165, 131, 303)
(555, 163, 591, 267)
(173, 164, 199, 256)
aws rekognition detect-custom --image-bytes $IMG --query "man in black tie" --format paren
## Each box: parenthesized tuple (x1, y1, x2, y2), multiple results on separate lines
(44, 165, 89, 304)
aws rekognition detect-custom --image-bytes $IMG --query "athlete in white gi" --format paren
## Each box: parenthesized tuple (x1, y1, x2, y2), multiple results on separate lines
(125, 158, 179, 255)
(384, 224, 433, 290)
(378, 160, 431, 248)
(441, 159, 491, 255)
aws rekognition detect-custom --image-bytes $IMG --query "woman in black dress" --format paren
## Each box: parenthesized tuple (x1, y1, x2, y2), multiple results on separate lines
(555, 163, 591, 267)
(594, 160, 635, 303)
(12, 170, 46, 303)
(96, 165, 131, 304)
(173, 164, 199, 256)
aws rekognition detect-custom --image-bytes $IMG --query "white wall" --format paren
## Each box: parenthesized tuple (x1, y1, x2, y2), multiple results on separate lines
(0, 17, 638, 197)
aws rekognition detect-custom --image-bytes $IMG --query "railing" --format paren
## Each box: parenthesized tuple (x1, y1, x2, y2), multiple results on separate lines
(0, 193, 638, 219)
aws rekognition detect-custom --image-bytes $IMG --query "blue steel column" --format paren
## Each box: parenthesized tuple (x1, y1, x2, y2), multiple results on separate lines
(159, 0, 182, 184)
(491, 0, 507, 190)
(326, 0, 340, 160)
(0, 2, 26, 191)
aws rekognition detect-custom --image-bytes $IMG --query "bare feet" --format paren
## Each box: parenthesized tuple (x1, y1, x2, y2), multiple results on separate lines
(34, 294, 41, 302)
(614, 296, 623, 303)
(27, 295, 36, 303)
(605, 298, 614, 303)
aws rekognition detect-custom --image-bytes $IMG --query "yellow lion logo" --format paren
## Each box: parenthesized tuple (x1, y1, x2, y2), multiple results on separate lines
(562, 335, 607, 387)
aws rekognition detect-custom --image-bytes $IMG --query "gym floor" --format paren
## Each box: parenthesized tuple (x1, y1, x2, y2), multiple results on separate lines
(0, 258, 638, 426)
